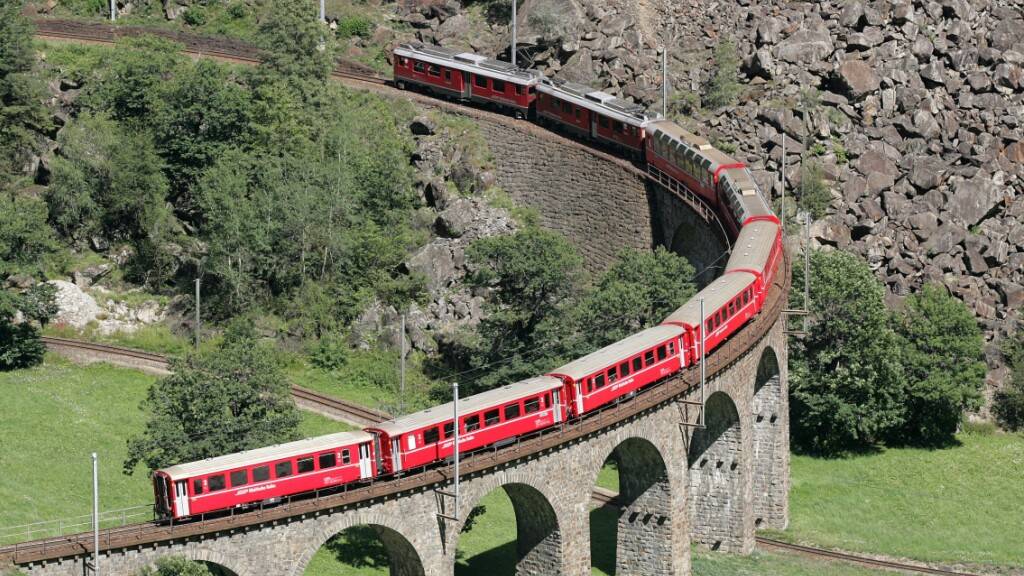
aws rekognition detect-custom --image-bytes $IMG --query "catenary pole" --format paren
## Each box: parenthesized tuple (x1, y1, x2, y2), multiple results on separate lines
(109, 0, 116, 21)
(804, 212, 811, 334)
(452, 382, 460, 519)
(781, 132, 787, 233)
(662, 48, 668, 117)
(319, 0, 326, 23)
(194, 278, 201, 349)
(92, 453, 100, 576)
(699, 297, 706, 428)
(511, 0, 517, 67)
(400, 314, 406, 415)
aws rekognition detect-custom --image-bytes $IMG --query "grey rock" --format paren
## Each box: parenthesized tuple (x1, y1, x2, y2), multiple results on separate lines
(857, 148, 899, 178)
(920, 60, 946, 85)
(90, 236, 109, 252)
(5, 274, 35, 289)
(947, 175, 1003, 226)
(435, 198, 475, 238)
(836, 60, 880, 98)
(409, 115, 436, 136)
(993, 63, 1023, 92)
(775, 29, 834, 64)
(908, 211, 939, 239)
(405, 242, 458, 293)
(839, 1, 865, 28)
(923, 222, 968, 255)
(907, 155, 948, 190)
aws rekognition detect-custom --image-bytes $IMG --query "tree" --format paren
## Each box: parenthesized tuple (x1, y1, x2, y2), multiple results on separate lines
(571, 247, 696, 352)
(892, 284, 985, 445)
(139, 556, 212, 576)
(0, 192, 60, 277)
(703, 40, 741, 109)
(789, 250, 906, 454)
(80, 36, 185, 123)
(256, 0, 336, 94)
(0, 2, 49, 178)
(0, 283, 57, 371)
(124, 320, 300, 474)
(995, 329, 1024, 431)
(438, 227, 583, 396)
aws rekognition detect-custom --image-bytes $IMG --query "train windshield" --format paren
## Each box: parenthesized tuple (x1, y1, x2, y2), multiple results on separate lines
(154, 475, 172, 518)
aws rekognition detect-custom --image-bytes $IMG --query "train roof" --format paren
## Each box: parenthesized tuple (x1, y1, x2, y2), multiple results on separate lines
(647, 120, 739, 170)
(394, 42, 543, 84)
(537, 77, 650, 127)
(548, 324, 684, 381)
(369, 375, 563, 435)
(721, 167, 775, 224)
(661, 271, 758, 328)
(159, 430, 374, 479)
(725, 221, 780, 274)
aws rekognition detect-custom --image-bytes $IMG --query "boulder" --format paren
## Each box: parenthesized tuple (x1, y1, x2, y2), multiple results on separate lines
(836, 60, 880, 98)
(405, 242, 459, 293)
(920, 60, 946, 86)
(47, 280, 101, 329)
(857, 148, 899, 178)
(946, 175, 1003, 226)
(775, 29, 834, 64)
(409, 115, 437, 136)
(907, 155, 949, 190)
(922, 222, 967, 255)
(435, 198, 476, 238)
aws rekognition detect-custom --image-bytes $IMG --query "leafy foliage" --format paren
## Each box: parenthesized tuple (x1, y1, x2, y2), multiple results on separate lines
(124, 321, 300, 474)
(995, 329, 1024, 431)
(703, 40, 741, 109)
(0, 192, 61, 277)
(789, 250, 906, 454)
(0, 284, 57, 371)
(0, 2, 49, 179)
(798, 160, 831, 219)
(256, 0, 336, 90)
(139, 556, 213, 576)
(891, 284, 985, 445)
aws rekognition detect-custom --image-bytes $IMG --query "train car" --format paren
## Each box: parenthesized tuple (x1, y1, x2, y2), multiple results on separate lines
(535, 78, 649, 154)
(393, 42, 541, 117)
(724, 220, 783, 305)
(367, 376, 565, 475)
(153, 431, 376, 520)
(718, 166, 776, 236)
(548, 325, 685, 416)
(645, 120, 745, 207)
(662, 271, 759, 362)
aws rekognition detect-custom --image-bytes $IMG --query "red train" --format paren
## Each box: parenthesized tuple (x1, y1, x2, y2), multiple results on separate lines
(151, 42, 784, 521)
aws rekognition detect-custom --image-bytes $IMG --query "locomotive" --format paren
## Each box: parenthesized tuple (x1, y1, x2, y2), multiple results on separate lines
(152, 42, 783, 521)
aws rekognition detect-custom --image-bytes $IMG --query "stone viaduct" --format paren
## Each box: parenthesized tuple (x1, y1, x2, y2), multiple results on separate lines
(5, 79, 788, 576)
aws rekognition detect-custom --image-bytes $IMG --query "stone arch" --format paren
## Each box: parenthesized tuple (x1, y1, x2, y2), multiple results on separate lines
(688, 391, 744, 551)
(455, 481, 562, 576)
(752, 346, 786, 530)
(179, 550, 242, 576)
(292, 515, 425, 576)
(590, 437, 678, 576)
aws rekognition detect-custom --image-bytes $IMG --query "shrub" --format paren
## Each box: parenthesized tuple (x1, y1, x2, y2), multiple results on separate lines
(182, 6, 208, 27)
(798, 160, 831, 219)
(311, 332, 349, 371)
(226, 1, 248, 19)
(703, 40, 741, 109)
(336, 15, 374, 39)
(139, 556, 212, 576)
(995, 330, 1024, 431)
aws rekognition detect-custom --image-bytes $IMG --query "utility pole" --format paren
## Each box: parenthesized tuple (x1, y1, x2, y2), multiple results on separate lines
(511, 0, 517, 67)
(662, 48, 668, 118)
(92, 453, 100, 576)
(319, 0, 326, 23)
(194, 278, 200, 349)
(399, 314, 406, 415)
(699, 297, 706, 429)
(803, 212, 811, 335)
(109, 0, 116, 21)
(452, 382, 460, 520)
(781, 132, 787, 233)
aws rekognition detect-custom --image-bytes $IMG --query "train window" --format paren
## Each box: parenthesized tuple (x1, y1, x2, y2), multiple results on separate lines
(474, 75, 487, 88)
(645, 350, 655, 365)
(424, 427, 440, 445)
(612, 120, 623, 133)
(208, 474, 226, 492)
(275, 461, 293, 478)
(504, 403, 521, 420)
(595, 374, 607, 389)
(585, 378, 593, 393)
(444, 422, 455, 438)
(632, 357, 642, 372)
(668, 341, 676, 356)
(598, 116, 609, 128)
(319, 453, 337, 469)
(607, 366, 618, 383)
(465, 414, 481, 432)
(193, 478, 203, 495)
(574, 108, 581, 119)
(728, 301, 735, 316)
(253, 466, 270, 482)
(706, 319, 713, 333)
(657, 346, 667, 361)
(444, 69, 452, 81)
(525, 398, 541, 413)
(562, 101, 572, 114)
(230, 470, 248, 487)
(515, 84, 523, 95)
(413, 61, 425, 73)
(619, 361, 630, 377)
(297, 457, 315, 474)
(484, 409, 501, 426)
(742, 291, 749, 305)
(398, 57, 408, 66)
(428, 64, 441, 76)
(341, 449, 351, 464)
(544, 393, 551, 407)
(493, 79, 505, 92)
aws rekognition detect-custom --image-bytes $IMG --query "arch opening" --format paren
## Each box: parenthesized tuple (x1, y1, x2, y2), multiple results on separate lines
(688, 391, 744, 552)
(455, 483, 561, 576)
(590, 437, 678, 576)
(752, 346, 786, 530)
(303, 524, 425, 576)
(142, 556, 239, 576)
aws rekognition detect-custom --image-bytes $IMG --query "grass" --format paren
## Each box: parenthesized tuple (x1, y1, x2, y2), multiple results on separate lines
(44, 322, 192, 356)
(781, 431, 1024, 570)
(0, 356, 358, 544)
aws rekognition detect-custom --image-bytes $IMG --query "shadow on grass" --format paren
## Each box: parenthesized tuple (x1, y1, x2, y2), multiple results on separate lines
(325, 526, 390, 568)
(455, 540, 517, 576)
(590, 506, 620, 575)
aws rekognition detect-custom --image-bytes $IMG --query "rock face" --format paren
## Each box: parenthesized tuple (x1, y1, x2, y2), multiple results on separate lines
(48, 280, 102, 329)
(48, 280, 169, 335)
(392, 0, 1024, 411)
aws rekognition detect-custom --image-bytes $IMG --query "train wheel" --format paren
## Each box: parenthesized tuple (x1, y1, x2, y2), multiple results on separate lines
(397, 81, 406, 90)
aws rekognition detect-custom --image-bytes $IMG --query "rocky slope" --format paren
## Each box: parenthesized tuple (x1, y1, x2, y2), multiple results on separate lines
(393, 0, 1023, 405)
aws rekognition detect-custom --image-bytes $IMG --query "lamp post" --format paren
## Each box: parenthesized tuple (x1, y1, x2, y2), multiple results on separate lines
(92, 453, 100, 576)
(511, 0, 517, 66)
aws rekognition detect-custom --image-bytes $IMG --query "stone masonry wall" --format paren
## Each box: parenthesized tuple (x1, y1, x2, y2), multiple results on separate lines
(751, 347, 789, 530)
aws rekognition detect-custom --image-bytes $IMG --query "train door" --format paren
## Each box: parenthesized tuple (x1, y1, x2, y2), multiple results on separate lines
(590, 113, 598, 139)
(391, 437, 404, 473)
(461, 71, 471, 99)
(551, 391, 563, 423)
(358, 443, 373, 479)
(575, 381, 585, 415)
(173, 480, 190, 517)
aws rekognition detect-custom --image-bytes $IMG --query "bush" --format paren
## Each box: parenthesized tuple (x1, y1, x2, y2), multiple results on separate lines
(336, 15, 374, 39)
(139, 556, 212, 576)
(703, 40, 741, 109)
(798, 160, 831, 219)
(0, 285, 56, 371)
(182, 6, 208, 27)
(310, 332, 349, 371)
(995, 330, 1024, 431)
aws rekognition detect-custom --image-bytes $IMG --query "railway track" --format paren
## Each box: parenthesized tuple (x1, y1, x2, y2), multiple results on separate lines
(40, 336, 390, 426)
(588, 490, 979, 576)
